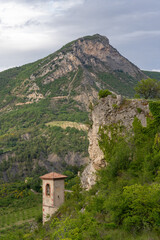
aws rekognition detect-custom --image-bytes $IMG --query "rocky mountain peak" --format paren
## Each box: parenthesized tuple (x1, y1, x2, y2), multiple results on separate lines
(33, 34, 145, 84)
(22, 34, 146, 109)
(0, 34, 148, 111)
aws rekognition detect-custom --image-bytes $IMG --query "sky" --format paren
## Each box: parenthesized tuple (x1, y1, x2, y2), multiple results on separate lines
(0, 0, 160, 72)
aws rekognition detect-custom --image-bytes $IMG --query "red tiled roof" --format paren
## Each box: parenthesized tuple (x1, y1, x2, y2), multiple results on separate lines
(40, 172, 67, 180)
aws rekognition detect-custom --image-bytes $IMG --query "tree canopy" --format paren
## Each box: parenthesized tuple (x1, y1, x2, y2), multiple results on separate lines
(135, 78, 160, 99)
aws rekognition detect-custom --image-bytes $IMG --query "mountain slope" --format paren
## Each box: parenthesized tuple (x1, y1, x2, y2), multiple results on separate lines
(143, 70, 160, 81)
(0, 34, 148, 182)
(0, 34, 146, 111)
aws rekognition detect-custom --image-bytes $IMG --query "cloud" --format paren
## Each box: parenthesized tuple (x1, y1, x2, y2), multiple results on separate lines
(0, 0, 84, 29)
(0, 0, 85, 55)
(0, 0, 160, 70)
(111, 30, 160, 44)
(152, 70, 160, 72)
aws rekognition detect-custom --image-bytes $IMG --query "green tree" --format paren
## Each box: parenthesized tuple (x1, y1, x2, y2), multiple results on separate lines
(135, 78, 160, 99)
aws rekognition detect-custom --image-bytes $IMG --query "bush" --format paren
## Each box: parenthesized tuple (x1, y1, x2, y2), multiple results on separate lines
(36, 212, 42, 223)
(122, 184, 160, 231)
(98, 89, 112, 99)
(135, 78, 160, 99)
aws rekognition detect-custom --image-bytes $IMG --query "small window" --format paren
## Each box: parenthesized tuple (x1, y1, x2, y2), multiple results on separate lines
(46, 184, 50, 196)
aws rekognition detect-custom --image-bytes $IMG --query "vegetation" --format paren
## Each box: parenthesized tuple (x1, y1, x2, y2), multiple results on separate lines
(98, 71, 138, 97)
(143, 70, 160, 81)
(0, 59, 45, 108)
(0, 98, 88, 135)
(1, 99, 159, 239)
(0, 53, 89, 184)
(1, 40, 158, 183)
(0, 93, 89, 182)
(98, 89, 112, 98)
(0, 123, 88, 182)
(46, 121, 88, 131)
(135, 78, 160, 99)
(0, 167, 82, 238)
(1, 37, 160, 239)
(83, 34, 103, 41)
(71, 67, 83, 90)
(0, 180, 42, 233)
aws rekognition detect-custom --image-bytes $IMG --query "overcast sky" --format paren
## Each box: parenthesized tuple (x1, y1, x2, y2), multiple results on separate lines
(0, 0, 160, 72)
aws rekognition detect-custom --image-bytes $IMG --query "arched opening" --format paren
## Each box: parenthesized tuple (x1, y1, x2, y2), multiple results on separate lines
(46, 184, 50, 196)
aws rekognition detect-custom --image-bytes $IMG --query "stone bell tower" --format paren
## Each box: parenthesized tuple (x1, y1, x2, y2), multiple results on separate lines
(40, 172, 67, 224)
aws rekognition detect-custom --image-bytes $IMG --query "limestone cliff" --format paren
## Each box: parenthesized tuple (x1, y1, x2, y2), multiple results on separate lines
(81, 95, 150, 189)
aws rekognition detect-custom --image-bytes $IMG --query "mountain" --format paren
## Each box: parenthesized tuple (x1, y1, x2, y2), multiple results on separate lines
(1, 35, 160, 238)
(0, 34, 148, 182)
(0, 34, 146, 111)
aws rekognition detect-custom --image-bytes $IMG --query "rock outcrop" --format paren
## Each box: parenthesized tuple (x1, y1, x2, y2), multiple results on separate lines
(81, 95, 150, 190)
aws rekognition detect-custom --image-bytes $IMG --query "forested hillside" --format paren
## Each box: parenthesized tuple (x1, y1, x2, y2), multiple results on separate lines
(0, 97, 89, 182)
(1, 99, 160, 240)
(143, 70, 160, 81)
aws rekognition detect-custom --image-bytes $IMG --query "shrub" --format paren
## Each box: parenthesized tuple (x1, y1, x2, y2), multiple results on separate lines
(112, 104, 118, 109)
(122, 184, 160, 231)
(98, 89, 112, 99)
(137, 107, 142, 113)
(135, 78, 160, 99)
(36, 212, 42, 223)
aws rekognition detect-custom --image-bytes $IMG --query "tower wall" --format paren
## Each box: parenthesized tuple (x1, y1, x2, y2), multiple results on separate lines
(54, 179, 65, 207)
(42, 179, 57, 224)
(40, 172, 67, 224)
(43, 205, 58, 224)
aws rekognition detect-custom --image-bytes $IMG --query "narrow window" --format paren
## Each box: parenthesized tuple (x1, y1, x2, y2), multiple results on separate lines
(46, 184, 50, 196)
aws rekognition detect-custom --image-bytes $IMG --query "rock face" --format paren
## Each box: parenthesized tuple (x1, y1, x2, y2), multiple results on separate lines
(81, 95, 150, 190)
(34, 34, 144, 84)
(1, 151, 89, 182)
(8, 34, 147, 110)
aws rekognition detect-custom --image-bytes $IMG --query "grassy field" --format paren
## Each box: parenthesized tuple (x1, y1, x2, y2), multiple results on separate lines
(46, 120, 89, 131)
